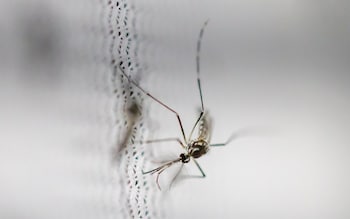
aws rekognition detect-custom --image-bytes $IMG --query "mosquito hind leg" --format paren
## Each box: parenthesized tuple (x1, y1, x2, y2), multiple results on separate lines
(210, 132, 237, 147)
(196, 20, 209, 111)
(186, 20, 210, 141)
(117, 64, 187, 143)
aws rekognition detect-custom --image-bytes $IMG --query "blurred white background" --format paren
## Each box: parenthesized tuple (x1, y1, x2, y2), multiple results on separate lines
(0, 0, 349, 219)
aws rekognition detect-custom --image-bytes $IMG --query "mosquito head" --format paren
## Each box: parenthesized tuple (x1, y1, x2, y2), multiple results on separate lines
(180, 153, 190, 163)
(188, 139, 209, 159)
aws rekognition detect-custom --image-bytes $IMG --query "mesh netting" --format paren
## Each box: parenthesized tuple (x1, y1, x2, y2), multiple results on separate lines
(108, 0, 160, 218)
(0, 0, 161, 218)
(3, 1, 349, 219)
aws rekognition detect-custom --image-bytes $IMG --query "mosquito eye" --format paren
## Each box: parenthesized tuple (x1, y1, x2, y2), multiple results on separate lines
(192, 151, 200, 157)
(190, 148, 201, 158)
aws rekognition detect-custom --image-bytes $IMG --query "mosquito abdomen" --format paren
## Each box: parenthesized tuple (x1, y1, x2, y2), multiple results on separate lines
(198, 112, 212, 142)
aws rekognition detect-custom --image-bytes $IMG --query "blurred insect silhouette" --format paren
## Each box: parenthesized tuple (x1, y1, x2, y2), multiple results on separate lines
(118, 20, 235, 189)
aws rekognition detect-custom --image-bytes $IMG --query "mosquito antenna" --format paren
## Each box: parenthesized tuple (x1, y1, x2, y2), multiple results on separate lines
(196, 19, 209, 112)
(118, 64, 187, 143)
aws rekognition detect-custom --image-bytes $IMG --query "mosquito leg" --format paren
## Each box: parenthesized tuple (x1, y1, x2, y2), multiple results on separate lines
(142, 158, 182, 175)
(210, 143, 226, 147)
(187, 21, 209, 141)
(192, 159, 206, 177)
(137, 138, 185, 149)
(155, 161, 178, 190)
(118, 64, 187, 143)
(196, 20, 209, 112)
(155, 167, 169, 190)
(210, 132, 237, 147)
(143, 157, 183, 190)
(142, 163, 167, 175)
(156, 172, 162, 190)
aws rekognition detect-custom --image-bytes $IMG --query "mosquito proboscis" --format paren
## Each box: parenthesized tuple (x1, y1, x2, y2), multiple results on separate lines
(117, 20, 235, 190)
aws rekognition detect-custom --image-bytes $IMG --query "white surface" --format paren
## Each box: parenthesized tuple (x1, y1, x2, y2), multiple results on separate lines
(0, 0, 349, 219)
(139, 1, 350, 218)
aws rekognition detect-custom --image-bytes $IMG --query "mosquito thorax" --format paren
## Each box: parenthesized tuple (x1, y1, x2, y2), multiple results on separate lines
(188, 139, 209, 159)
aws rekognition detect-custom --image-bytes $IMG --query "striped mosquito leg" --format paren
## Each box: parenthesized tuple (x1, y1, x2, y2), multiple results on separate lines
(196, 19, 209, 112)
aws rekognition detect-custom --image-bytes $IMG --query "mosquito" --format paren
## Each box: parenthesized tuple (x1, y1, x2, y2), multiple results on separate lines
(117, 20, 235, 189)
